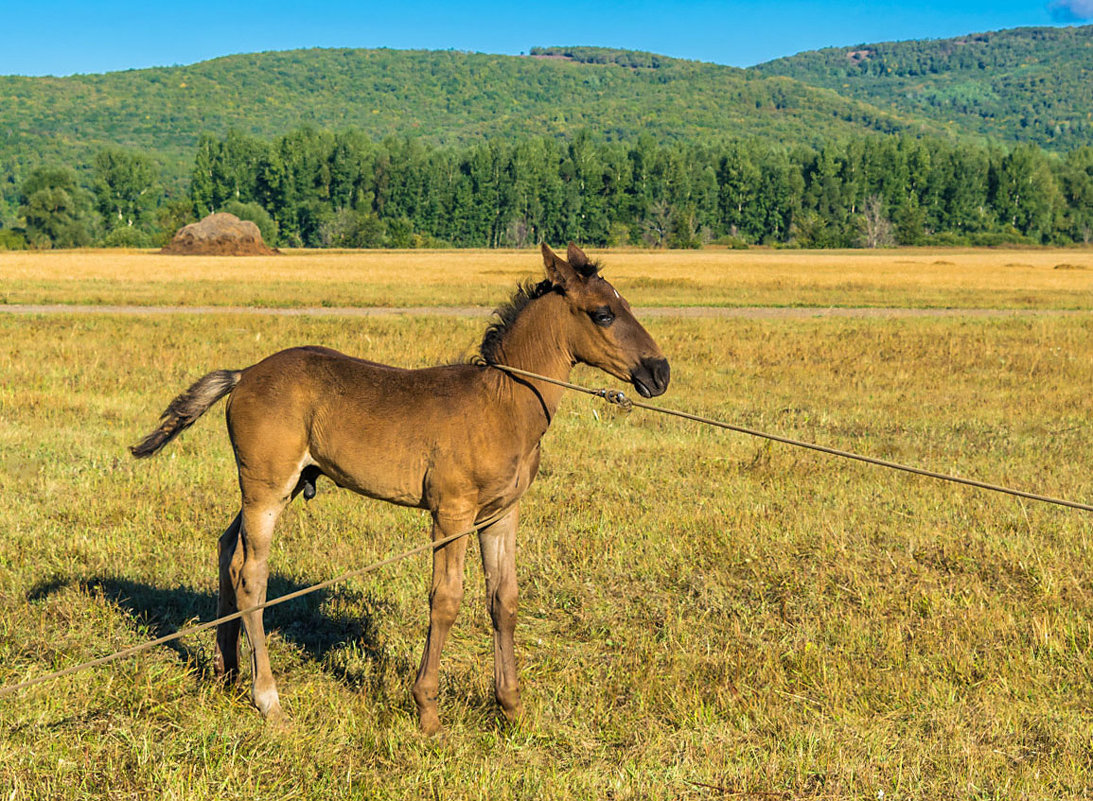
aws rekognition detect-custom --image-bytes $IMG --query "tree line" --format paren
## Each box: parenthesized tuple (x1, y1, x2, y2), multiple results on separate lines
(2, 128, 1092, 250)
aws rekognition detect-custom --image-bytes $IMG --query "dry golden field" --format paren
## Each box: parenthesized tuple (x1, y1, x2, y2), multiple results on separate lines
(0, 246, 1091, 309)
(0, 248, 1091, 799)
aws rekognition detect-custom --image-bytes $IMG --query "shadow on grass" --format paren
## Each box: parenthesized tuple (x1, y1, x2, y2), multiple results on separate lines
(25, 574, 404, 699)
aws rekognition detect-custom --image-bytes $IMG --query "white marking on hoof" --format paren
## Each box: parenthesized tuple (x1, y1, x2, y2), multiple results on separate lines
(254, 687, 283, 720)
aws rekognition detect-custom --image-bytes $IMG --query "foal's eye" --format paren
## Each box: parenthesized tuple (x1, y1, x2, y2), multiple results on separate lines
(589, 307, 615, 327)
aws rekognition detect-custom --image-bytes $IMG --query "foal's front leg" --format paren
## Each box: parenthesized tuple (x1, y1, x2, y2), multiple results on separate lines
(479, 507, 522, 723)
(412, 508, 474, 735)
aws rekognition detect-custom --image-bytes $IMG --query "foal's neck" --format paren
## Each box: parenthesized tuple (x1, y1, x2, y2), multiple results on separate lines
(491, 293, 575, 425)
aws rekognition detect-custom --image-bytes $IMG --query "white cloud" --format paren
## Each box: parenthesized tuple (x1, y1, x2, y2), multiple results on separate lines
(1050, 0, 1093, 21)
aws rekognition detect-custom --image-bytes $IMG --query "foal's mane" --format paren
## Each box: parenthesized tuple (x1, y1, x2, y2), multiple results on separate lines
(477, 278, 559, 365)
(476, 258, 602, 365)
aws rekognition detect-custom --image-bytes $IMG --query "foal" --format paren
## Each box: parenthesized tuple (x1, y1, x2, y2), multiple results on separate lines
(131, 243, 670, 733)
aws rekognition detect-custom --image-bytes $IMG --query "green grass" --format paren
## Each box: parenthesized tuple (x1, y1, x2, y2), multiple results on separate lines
(1, 307, 1091, 798)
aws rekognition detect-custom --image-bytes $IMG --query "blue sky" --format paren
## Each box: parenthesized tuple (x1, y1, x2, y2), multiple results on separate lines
(2, 0, 1090, 76)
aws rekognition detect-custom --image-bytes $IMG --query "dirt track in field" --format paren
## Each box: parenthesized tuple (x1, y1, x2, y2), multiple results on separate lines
(1, 304, 1089, 319)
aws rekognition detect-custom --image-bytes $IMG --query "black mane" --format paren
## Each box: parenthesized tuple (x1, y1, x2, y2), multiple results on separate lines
(477, 279, 560, 365)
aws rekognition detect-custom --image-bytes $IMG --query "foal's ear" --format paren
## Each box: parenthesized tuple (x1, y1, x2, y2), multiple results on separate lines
(541, 242, 581, 289)
(566, 242, 598, 276)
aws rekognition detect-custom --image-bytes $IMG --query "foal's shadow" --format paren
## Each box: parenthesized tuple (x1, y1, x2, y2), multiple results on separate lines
(25, 573, 399, 696)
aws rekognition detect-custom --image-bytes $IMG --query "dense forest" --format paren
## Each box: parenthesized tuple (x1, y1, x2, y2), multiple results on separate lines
(755, 25, 1093, 151)
(0, 45, 931, 213)
(4, 128, 1091, 251)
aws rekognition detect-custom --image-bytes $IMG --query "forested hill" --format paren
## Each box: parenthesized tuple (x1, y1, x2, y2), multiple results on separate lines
(6, 36, 1093, 252)
(752, 25, 1093, 151)
(0, 46, 933, 187)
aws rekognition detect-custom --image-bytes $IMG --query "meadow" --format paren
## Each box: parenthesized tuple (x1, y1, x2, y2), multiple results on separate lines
(0, 247, 1091, 310)
(0, 248, 1091, 799)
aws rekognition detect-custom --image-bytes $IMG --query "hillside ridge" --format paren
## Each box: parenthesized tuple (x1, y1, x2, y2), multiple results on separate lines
(752, 24, 1093, 150)
(0, 45, 934, 196)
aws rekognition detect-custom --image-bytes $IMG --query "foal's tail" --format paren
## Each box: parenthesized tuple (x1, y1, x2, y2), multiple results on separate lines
(129, 369, 242, 459)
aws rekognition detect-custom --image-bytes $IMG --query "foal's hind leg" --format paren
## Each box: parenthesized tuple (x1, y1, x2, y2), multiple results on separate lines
(214, 512, 243, 681)
(232, 489, 291, 723)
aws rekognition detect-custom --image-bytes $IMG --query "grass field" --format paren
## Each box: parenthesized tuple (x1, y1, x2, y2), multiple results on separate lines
(1, 247, 1092, 309)
(0, 250, 1091, 799)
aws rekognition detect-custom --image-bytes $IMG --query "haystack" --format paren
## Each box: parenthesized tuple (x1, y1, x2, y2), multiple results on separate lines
(161, 212, 278, 256)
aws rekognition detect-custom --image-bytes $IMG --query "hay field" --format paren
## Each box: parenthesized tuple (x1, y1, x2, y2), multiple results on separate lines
(1, 247, 1091, 309)
(0, 250, 1091, 798)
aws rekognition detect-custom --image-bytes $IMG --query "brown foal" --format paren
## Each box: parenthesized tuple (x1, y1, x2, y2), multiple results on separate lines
(131, 243, 670, 733)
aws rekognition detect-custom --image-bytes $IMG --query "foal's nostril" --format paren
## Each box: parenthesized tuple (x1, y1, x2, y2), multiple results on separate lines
(632, 357, 670, 397)
(653, 359, 670, 392)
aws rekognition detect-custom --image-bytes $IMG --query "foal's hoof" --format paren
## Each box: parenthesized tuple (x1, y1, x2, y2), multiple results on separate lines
(417, 709, 443, 737)
(254, 689, 289, 728)
(259, 700, 292, 731)
(502, 702, 524, 725)
(497, 689, 523, 726)
(263, 706, 291, 731)
(212, 654, 239, 684)
(497, 702, 524, 732)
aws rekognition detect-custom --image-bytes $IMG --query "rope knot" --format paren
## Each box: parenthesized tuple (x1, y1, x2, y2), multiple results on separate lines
(601, 388, 634, 412)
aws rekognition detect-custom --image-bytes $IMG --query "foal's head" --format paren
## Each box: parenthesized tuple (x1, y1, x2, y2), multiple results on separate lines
(541, 242, 670, 398)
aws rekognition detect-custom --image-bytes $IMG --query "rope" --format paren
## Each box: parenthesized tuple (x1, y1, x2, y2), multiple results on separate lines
(0, 508, 512, 699)
(492, 363, 1093, 514)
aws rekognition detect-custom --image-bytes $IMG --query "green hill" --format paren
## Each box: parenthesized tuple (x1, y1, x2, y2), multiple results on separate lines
(5, 37, 1093, 249)
(0, 47, 936, 194)
(752, 25, 1093, 151)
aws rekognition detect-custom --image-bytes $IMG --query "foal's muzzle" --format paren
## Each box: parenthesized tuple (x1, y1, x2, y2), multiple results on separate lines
(630, 357, 670, 398)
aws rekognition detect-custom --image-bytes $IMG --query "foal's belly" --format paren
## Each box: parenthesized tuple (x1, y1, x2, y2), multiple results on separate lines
(313, 443, 429, 509)
(311, 428, 539, 517)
